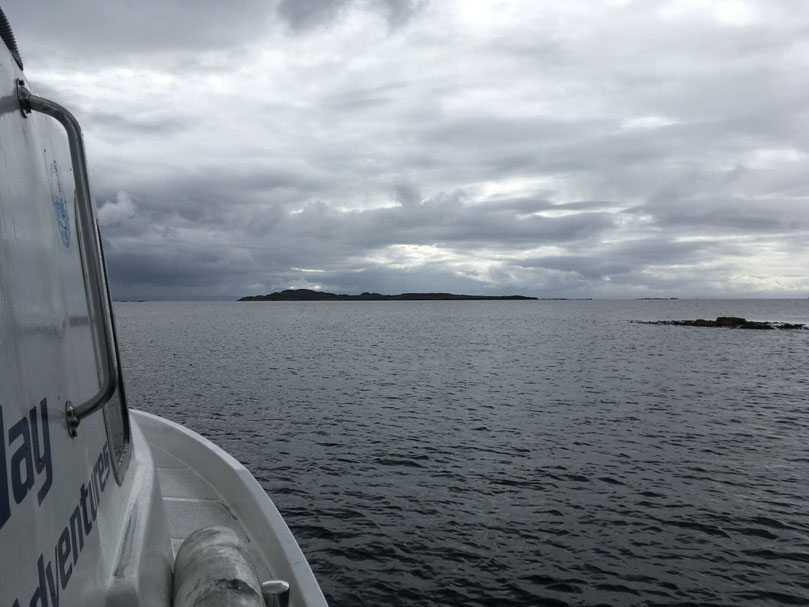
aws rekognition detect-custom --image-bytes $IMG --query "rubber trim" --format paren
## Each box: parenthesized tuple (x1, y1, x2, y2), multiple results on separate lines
(0, 6, 23, 70)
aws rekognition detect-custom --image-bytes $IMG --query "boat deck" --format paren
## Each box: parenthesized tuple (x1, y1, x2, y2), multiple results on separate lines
(151, 444, 272, 580)
(131, 410, 328, 607)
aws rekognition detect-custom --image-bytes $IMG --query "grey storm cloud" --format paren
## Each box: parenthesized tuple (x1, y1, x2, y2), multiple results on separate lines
(3, 0, 807, 299)
(7, 1, 274, 67)
(8, 0, 425, 66)
(277, 0, 426, 31)
(522, 239, 734, 281)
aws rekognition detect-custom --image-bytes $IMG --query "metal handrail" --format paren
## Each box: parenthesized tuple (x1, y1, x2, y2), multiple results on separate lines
(17, 81, 117, 437)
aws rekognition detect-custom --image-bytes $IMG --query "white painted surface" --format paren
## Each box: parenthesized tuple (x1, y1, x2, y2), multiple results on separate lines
(0, 43, 154, 607)
(1, 32, 326, 607)
(133, 410, 329, 607)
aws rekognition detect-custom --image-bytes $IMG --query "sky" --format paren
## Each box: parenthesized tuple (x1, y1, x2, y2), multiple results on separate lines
(4, 0, 808, 299)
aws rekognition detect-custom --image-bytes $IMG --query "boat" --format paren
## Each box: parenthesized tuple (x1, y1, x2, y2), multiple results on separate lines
(0, 8, 328, 606)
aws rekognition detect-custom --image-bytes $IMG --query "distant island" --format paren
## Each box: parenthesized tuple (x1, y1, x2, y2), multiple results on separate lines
(239, 289, 538, 301)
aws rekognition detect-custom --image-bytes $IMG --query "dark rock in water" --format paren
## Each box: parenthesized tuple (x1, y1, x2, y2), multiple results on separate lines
(713, 317, 773, 329)
(632, 317, 807, 330)
(715, 316, 747, 327)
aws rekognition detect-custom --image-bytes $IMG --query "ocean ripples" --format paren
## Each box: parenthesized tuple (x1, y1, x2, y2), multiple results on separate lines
(116, 300, 809, 606)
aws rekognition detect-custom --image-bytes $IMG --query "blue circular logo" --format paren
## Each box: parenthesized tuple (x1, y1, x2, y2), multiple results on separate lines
(49, 160, 70, 248)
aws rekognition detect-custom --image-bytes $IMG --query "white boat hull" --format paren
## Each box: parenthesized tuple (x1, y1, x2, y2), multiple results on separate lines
(0, 11, 327, 605)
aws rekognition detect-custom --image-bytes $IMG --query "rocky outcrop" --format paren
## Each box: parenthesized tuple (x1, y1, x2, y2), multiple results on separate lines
(633, 317, 807, 330)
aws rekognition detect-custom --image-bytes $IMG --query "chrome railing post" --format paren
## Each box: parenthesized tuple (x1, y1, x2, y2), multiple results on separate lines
(261, 580, 291, 607)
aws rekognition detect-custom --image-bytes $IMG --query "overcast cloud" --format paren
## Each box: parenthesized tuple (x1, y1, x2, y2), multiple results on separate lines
(4, 0, 808, 299)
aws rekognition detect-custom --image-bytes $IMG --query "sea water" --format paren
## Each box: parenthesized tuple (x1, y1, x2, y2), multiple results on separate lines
(115, 299, 809, 606)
